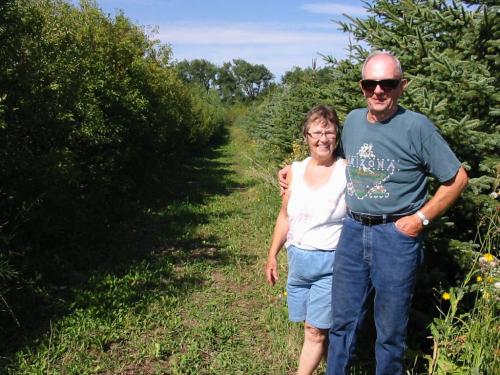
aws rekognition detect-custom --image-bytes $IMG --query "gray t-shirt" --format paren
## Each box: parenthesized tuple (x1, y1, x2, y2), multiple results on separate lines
(342, 106, 461, 215)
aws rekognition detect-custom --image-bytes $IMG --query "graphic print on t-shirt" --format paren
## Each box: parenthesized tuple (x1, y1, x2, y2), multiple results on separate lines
(346, 143, 400, 200)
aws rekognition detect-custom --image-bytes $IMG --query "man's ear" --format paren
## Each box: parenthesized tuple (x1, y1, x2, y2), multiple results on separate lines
(359, 80, 365, 93)
(401, 78, 408, 91)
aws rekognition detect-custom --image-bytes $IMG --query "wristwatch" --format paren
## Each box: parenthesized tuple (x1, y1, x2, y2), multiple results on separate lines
(416, 210, 430, 226)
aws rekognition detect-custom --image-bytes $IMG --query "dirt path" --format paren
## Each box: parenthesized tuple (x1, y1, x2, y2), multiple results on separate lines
(158, 125, 301, 374)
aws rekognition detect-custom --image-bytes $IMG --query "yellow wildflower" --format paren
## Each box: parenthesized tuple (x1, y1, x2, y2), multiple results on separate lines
(487, 276, 494, 283)
(484, 253, 494, 262)
(442, 292, 451, 300)
(476, 275, 483, 282)
(283, 290, 287, 297)
(484, 291, 490, 300)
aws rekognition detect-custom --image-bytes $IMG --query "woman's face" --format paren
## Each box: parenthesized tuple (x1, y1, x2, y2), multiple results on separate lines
(305, 118, 337, 161)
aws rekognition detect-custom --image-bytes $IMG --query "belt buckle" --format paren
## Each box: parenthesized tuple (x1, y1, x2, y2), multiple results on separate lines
(367, 214, 384, 225)
(361, 214, 374, 226)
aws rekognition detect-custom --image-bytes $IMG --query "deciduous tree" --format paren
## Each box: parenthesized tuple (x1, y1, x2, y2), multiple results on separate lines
(176, 58, 218, 92)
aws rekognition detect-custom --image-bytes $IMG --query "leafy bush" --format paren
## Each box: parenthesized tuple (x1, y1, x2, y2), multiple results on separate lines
(0, 0, 226, 332)
(186, 84, 227, 147)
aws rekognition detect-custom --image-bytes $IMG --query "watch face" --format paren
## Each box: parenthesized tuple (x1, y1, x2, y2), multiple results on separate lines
(416, 210, 429, 226)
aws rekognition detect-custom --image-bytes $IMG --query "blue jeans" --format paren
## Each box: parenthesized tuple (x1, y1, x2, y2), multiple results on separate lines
(326, 216, 423, 375)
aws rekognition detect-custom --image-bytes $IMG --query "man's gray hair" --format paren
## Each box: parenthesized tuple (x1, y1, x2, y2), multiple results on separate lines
(361, 50, 403, 79)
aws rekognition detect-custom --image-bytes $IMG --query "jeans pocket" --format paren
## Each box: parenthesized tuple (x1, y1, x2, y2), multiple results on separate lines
(391, 222, 419, 240)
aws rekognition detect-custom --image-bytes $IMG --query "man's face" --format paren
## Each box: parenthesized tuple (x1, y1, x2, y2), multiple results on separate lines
(360, 54, 407, 120)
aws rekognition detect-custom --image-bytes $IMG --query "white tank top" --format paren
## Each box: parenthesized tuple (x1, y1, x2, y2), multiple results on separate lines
(286, 157, 347, 251)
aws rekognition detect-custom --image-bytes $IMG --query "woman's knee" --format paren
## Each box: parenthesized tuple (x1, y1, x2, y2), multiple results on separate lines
(304, 323, 328, 343)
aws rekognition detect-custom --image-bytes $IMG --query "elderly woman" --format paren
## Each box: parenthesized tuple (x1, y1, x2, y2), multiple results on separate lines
(265, 105, 346, 375)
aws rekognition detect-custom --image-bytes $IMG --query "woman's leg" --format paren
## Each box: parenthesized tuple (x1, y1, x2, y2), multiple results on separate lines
(297, 322, 329, 375)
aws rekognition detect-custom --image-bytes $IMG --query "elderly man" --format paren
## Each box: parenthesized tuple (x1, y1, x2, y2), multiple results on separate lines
(327, 51, 467, 374)
(280, 50, 468, 374)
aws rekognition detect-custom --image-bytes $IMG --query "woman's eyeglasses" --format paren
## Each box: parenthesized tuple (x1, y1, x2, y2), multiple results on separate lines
(360, 79, 401, 92)
(307, 131, 336, 140)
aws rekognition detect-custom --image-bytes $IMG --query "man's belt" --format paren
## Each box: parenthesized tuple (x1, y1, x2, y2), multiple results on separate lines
(348, 211, 407, 226)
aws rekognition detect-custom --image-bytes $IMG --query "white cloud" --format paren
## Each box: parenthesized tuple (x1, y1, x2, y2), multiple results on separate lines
(154, 22, 351, 79)
(156, 22, 346, 45)
(97, 0, 175, 5)
(301, 3, 367, 16)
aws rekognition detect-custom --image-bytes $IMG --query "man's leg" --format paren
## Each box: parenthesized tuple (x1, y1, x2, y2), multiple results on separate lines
(371, 223, 423, 375)
(327, 217, 372, 375)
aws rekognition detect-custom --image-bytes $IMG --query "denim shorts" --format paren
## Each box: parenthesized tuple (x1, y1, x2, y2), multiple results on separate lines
(287, 244, 336, 329)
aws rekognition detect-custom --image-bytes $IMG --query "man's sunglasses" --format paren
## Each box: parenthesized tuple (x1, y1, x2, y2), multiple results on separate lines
(360, 79, 401, 91)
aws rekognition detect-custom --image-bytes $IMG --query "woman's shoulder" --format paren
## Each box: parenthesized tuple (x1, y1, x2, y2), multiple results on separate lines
(291, 157, 311, 170)
(290, 157, 310, 187)
(293, 156, 311, 164)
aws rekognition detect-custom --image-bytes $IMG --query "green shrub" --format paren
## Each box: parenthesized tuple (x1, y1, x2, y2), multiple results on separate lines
(0, 0, 226, 334)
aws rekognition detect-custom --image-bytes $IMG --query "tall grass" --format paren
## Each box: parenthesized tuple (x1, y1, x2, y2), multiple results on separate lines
(428, 209, 499, 375)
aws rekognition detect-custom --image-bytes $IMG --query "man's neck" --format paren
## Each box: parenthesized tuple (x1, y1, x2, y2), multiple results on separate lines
(367, 106, 398, 123)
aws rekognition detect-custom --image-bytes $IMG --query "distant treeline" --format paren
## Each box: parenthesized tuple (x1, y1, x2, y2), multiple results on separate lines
(176, 58, 274, 101)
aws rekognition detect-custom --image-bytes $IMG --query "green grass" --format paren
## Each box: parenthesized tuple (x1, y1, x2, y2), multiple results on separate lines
(6, 122, 495, 374)
(2, 124, 306, 374)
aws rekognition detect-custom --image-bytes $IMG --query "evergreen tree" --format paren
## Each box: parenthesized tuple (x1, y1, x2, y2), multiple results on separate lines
(242, 2, 498, 369)
(324, 1, 499, 368)
(332, 0, 499, 251)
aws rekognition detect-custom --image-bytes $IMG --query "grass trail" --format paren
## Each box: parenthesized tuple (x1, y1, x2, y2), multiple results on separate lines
(5, 124, 304, 374)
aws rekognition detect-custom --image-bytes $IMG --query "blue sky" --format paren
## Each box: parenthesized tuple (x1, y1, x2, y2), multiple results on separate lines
(69, 1, 370, 79)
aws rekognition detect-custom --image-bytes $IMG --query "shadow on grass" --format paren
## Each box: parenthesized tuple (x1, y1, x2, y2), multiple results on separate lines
(0, 127, 251, 367)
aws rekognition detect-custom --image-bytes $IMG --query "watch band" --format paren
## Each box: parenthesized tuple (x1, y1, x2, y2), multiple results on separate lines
(416, 210, 430, 226)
